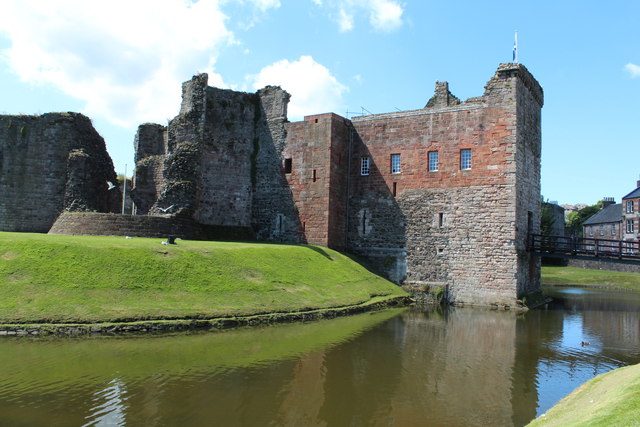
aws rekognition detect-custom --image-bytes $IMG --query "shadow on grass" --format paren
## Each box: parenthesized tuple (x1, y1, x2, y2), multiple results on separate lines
(342, 252, 387, 278)
(300, 245, 335, 261)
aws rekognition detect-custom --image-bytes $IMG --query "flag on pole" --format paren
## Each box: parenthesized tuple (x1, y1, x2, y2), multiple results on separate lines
(513, 31, 518, 63)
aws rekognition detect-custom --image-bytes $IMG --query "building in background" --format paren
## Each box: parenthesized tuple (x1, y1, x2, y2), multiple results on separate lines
(541, 201, 566, 236)
(622, 181, 640, 244)
(582, 198, 622, 242)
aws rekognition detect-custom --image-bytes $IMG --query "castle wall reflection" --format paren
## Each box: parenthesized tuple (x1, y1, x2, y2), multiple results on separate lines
(0, 287, 638, 426)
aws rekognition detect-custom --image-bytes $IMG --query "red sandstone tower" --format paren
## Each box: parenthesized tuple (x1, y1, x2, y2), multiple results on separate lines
(283, 63, 543, 306)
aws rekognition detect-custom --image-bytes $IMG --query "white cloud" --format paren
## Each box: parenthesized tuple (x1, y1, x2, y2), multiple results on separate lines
(368, 0, 403, 32)
(249, 55, 348, 120)
(314, 0, 404, 32)
(233, 0, 281, 29)
(246, 0, 281, 12)
(624, 63, 640, 78)
(338, 9, 355, 32)
(0, 0, 237, 128)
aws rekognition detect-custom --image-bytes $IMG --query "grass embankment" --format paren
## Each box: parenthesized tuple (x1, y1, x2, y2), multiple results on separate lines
(0, 232, 407, 324)
(528, 363, 640, 426)
(542, 266, 640, 291)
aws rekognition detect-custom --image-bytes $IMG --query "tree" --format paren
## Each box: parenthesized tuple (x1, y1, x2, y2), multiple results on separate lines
(566, 201, 602, 237)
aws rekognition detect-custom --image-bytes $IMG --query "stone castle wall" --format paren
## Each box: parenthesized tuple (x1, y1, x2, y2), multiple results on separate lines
(340, 64, 543, 305)
(512, 67, 543, 296)
(250, 86, 303, 243)
(132, 75, 302, 243)
(195, 86, 256, 227)
(565, 257, 640, 274)
(126, 63, 543, 306)
(0, 113, 119, 232)
(282, 113, 350, 248)
(1, 64, 543, 307)
(131, 123, 167, 215)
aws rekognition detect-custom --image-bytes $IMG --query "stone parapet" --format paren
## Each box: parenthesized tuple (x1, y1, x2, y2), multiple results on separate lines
(48, 212, 254, 241)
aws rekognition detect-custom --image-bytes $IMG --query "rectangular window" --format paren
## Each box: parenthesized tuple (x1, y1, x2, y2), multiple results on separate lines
(276, 214, 285, 234)
(428, 151, 439, 172)
(284, 158, 292, 174)
(439, 213, 444, 227)
(361, 157, 370, 176)
(589, 227, 593, 236)
(391, 154, 401, 174)
(626, 200, 634, 213)
(460, 149, 472, 170)
(392, 182, 397, 197)
(612, 224, 616, 236)
(627, 219, 635, 233)
(312, 169, 317, 182)
(600, 225, 604, 236)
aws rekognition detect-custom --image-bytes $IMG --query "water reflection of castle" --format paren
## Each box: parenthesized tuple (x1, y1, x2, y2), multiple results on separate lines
(1, 289, 638, 425)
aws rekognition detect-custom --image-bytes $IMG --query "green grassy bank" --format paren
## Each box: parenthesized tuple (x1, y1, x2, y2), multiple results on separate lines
(528, 363, 640, 426)
(542, 266, 640, 291)
(0, 232, 407, 324)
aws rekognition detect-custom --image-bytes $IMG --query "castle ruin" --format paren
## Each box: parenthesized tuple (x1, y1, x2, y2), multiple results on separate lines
(129, 63, 544, 306)
(0, 113, 120, 232)
(0, 63, 543, 306)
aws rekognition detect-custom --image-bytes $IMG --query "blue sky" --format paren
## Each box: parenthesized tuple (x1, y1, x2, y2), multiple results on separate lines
(0, 0, 638, 205)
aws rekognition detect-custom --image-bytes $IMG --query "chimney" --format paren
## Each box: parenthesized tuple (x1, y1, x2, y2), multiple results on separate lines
(602, 197, 615, 208)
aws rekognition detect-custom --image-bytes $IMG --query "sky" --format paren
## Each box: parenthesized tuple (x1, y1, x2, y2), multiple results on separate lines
(0, 0, 638, 206)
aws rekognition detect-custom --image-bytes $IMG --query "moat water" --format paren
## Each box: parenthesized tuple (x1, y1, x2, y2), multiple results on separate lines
(1, 286, 639, 426)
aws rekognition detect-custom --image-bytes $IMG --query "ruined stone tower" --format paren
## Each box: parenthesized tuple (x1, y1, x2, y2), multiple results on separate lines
(0, 113, 120, 232)
(131, 73, 301, 241)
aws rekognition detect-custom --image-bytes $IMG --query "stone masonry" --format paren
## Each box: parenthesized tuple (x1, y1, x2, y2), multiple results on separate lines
(0, 113, 120, 232)
(279, 63, 543, 305)
(131, 74, 301, 242)
(126, 63, 543, 306)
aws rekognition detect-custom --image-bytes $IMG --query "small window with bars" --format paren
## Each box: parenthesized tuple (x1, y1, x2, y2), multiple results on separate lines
(390, 154, 401, 174)
(428, 151, 438, 172)
(460, 149, 472, 170)
(361, 157, 370, 176)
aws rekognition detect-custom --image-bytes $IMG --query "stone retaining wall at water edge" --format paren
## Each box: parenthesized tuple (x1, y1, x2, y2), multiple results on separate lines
(0, 296, 413, 337)
(566, 258, 640, 274)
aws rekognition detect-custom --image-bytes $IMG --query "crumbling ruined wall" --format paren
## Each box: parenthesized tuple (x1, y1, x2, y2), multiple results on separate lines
(131, 74, 301, 242)
(251, 86, 303, 243)
(0, 113, 120, 232)
(130, 123, 167, 215)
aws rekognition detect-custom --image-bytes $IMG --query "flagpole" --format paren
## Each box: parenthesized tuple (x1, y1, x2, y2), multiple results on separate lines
(514, 30, 518, 64)
(122, 164, 127, 215)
